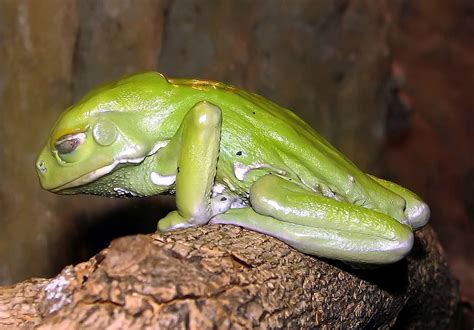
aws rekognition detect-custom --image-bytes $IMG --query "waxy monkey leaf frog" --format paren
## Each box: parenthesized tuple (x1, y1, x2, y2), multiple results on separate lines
(36, 72, 430, 264)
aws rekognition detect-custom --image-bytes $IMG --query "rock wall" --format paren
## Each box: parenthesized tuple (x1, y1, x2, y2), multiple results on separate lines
(385, 0, 474, 311)
(0, 0, 395, 285)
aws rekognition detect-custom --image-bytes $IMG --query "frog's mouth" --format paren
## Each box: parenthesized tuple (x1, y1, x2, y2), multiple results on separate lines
(50, 156, 145, 193)
(44, 140, 170, 193)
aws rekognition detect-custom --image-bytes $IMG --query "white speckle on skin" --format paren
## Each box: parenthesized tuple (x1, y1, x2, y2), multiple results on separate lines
(212, 183, 226, 196)
(148, 140, 169, 156)
(234, 163, 251, 181)
(322, 185, 343, 201)
(230, 198, 247, 209)
(210, 195, 232, 215)
(344, 175, 356, 196)
(233, 162, 287, 181)
(150, 172, 176, 186)
(113, 187, 139, 197)
(210, 194, 247, 217)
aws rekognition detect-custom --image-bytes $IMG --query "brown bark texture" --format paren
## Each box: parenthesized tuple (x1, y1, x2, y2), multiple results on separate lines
(0, 225, 459, 329)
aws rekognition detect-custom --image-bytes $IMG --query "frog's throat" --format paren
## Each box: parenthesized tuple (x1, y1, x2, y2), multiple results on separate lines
(51, 140, 169, 192)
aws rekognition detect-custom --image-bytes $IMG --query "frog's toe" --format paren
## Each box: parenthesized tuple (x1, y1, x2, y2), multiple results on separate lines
(157, 210, 193, 232)
(406, 201, 430, 230)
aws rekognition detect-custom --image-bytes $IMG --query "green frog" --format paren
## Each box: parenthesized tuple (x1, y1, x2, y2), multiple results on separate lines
(36, 72, 429, 264)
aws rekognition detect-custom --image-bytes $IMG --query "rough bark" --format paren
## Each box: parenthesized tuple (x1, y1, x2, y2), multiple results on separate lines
(0, 225, 459, 329)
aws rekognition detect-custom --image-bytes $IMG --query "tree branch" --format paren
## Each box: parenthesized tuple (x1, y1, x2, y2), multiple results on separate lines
(0, 225, 459, 328)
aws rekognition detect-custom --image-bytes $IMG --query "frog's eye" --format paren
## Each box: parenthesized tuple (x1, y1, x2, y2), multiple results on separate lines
(54, 133, 86, 154)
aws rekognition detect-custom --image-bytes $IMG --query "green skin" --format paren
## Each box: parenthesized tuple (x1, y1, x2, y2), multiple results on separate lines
(36, 72, 430, 264)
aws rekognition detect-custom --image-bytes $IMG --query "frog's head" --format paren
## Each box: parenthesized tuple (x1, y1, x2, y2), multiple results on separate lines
(36, 72, 172, 195)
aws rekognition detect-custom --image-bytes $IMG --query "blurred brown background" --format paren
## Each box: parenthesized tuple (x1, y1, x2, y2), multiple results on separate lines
(0, 0, 472, 320)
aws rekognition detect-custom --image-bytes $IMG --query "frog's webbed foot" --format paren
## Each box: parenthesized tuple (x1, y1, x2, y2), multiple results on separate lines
(158, 194, 242, 232)
(157, 211, 197, 232)
(212, 175, 414, 264)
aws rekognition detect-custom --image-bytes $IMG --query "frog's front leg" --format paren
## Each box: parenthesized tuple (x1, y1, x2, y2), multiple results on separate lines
(212, 175, 414, 264)
(156, 101, 221, 231)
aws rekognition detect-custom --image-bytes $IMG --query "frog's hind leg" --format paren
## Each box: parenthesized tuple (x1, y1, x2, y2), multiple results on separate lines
(368, 175, 430, 230)
(211, 175, 413, 264)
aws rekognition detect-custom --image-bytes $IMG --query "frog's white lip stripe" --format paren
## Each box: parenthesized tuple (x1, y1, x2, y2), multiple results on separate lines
(51, 157, 144, 192)
(51, 140, 170, 192)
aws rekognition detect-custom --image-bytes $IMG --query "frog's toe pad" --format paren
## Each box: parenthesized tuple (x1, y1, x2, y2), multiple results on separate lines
(406, 201, 430, 230)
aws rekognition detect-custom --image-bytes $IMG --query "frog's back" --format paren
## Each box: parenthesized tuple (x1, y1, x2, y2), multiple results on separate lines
(59, 72, 363, 196)
(167, 78, 363, 196)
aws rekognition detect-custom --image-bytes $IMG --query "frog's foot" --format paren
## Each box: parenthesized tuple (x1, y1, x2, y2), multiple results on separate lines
(212, 175, 414, 264)
(157, 211, 195, 232)
(369, 175, 430, 230)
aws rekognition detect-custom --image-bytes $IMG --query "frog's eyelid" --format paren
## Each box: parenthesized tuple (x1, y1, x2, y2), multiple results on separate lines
(54, 132, 86, 154)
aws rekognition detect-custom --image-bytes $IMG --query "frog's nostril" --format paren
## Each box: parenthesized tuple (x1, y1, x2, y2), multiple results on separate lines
(37, 160, 47, 174)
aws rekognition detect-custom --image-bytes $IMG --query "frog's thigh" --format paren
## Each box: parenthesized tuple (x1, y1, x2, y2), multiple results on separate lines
(215, 175, 414, 264)
(368, 175, 430, 230)
(157, 102, 221, 232)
